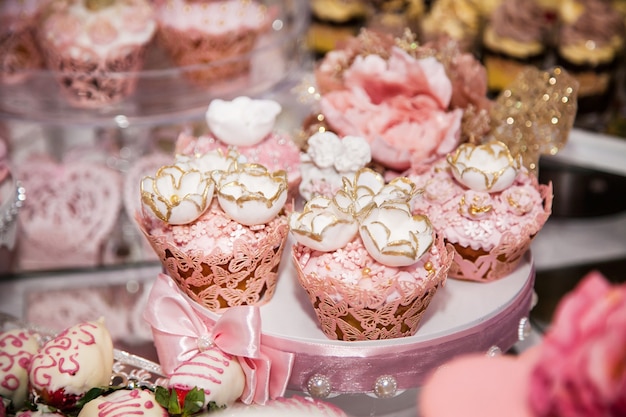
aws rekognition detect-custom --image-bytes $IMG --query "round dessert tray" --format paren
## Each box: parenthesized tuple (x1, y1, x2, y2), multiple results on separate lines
(0, 0, 309, 128)
(203, 239, 537, 398)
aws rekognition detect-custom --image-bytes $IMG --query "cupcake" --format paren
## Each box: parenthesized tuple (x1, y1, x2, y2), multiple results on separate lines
(307, 0, 369, 56)
(410, 141, 553, 282)
(28, 318, 114, 412)
(555, 0, 625, 119)
(175, 96, 302, 198)
(419, 271, 626, 417)
(37, 0, 156, 108)
(154, 0, 271, 85)
(481, 0, 551, 95)
(0, 329, 40, 412)
(366, 0, 425, 38)
(137, 150, 290, 312)
(0, 0, 45, 84)
(290, 168, 453, 341)
(420, 0, 482, 52)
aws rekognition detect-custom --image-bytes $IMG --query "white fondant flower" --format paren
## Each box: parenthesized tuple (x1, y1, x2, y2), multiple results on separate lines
(447, 141, 520, 193)
(334, 135, 371, 173)
(359, 202, 434, 267)
(338, 168, 417, 217)
(206, 96, 282, 146)
(175, 148, 239, 174)
(213, 164, 287, 226)
(307, 131, 342, 168)
(289, 195, 358, 252)
(141, 165, 213, 225)
(299, 133, 372, 200)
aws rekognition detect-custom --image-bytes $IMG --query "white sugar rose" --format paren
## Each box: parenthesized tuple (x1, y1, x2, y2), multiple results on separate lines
(359, 202, 434, 267)
(141, 165, 213, 225)
(213, 164, 287, 226)
(339, 168, 417, 217)
(289, 196, 358, 252)
(175, 148, 239, 175)
(447, 141, 520, 193)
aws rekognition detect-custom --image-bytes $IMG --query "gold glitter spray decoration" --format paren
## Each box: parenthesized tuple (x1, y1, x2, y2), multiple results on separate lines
(488, 67, 579, 174)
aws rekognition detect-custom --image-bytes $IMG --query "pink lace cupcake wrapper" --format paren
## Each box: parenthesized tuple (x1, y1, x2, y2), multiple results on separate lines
(157, 26, 258, 84)
(0, 26, 43, 84)
(448, 182, 554, 282)
(40, 43, 147, 108)
(292, 236, 454, 341)
(138, 215, 289, 312)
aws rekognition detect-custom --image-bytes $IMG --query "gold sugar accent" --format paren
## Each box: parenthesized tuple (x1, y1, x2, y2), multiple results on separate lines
(85, 0, 114, 11)
(469, 203, 492, 216)
(507, 195, 520, 210)
(424, 261, 433, 272)
(458, 195, 492, 217)
(170, 194, 180, 205)
(489, 66, 579, 175)
(362, 267, 371, 276)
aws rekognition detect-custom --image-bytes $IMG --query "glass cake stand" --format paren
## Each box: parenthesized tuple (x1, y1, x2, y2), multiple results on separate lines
(0, 0, 310, 128)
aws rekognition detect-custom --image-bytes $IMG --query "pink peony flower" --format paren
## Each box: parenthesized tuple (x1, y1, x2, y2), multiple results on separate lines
(528, 271, 626, 417)
(319, 47, 462, 172)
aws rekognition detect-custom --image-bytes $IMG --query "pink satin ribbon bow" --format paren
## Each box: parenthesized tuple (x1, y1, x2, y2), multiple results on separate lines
(143, 273, 294, 405)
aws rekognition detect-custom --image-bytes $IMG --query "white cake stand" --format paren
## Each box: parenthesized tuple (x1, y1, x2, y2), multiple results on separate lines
(200, 238, 536, 402)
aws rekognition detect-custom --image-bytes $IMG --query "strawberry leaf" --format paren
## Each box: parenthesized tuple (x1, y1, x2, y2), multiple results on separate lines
(207, 401, 227, 412)
(182, 387, 205, 416)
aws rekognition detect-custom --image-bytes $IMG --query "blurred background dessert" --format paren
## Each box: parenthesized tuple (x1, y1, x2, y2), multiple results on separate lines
(556, 0, 626, 126)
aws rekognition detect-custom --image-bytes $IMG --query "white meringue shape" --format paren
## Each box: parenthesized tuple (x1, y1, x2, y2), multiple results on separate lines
(447, 141, 520, 193)
(213, 164, 288, 226)
(141, 165, 214, 225)
(289, 196, 359, 252)
(359, 202, 434, 267)
(206, 96, 282, 146)
(175, 148, 239, 174)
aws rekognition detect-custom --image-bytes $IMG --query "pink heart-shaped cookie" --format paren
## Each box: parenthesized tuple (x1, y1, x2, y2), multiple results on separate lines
(16, 157, 122, 270)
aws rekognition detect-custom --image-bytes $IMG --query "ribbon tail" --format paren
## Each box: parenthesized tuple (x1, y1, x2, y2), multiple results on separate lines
(237, 347, 295, 405)
(143, 274, 210, 375)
